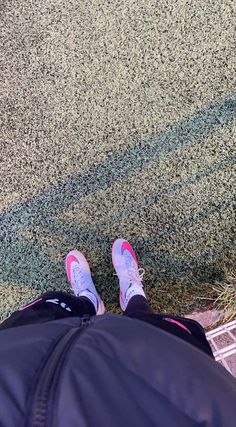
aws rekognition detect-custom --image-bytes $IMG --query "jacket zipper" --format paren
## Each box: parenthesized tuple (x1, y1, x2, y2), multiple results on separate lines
(28, 316, 91, 427)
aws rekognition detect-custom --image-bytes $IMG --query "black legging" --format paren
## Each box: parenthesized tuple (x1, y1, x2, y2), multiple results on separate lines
(124, 295, 213, 357)
(0, 291, 213, 358)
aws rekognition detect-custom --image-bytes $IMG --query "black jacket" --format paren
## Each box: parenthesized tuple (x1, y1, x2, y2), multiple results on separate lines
(0, 314, 235, 426)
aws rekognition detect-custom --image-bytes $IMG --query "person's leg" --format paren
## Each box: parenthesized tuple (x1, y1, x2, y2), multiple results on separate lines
(0, 291, 96, 330)
(124, 295, 154, 315)
(124, 295, 201, 346)
(124, 296, 213, 357)
(1, 249, 105, 330)
(126, 304, 214, 357)
(112, 238, 213, 358)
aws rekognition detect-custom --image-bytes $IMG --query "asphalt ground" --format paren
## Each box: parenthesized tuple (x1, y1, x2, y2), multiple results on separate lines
(0, 1, 235, 319)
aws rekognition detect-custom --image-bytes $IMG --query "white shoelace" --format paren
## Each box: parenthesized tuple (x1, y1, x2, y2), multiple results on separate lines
(129, 266, 145, 284)
(114, 267, 145, 285)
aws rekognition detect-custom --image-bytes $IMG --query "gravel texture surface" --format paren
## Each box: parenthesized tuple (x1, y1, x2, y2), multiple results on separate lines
(1, 0, 236, 319)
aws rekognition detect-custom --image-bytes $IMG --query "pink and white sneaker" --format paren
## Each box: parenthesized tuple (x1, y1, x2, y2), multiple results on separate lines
(112, 239, 146, 311)
(66, 250, 105, 315)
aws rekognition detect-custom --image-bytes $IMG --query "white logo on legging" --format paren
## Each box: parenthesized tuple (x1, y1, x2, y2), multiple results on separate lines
(45, 299, 72, 312)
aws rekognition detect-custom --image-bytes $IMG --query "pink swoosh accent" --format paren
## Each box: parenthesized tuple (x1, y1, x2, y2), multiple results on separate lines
(66, 255, 79, 284)
(19, 298, 43, 311)
(164, 317, 191, 334)
(121, 242, 138, 266)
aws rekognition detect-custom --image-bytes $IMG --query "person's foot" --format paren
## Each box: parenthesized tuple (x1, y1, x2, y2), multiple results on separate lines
(66, 250, 105, 315)
(112, 239, 146, 311)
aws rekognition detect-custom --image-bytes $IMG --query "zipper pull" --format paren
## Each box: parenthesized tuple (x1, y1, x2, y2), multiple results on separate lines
(81, 315, 92, 327)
